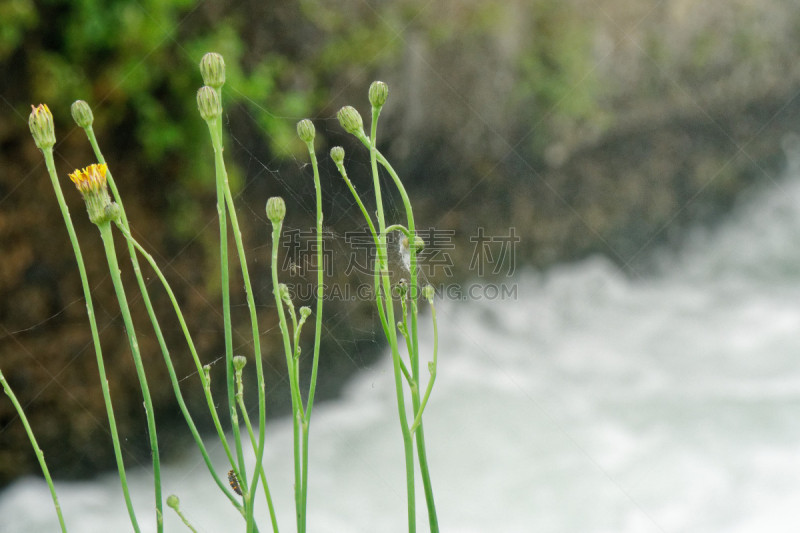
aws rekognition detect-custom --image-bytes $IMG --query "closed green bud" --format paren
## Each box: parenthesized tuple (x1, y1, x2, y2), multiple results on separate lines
(337, 106, 365, 136)
(166, 495, 180, 509)
(413, 235, 425, 252)
(266, 196, 286, 224)
(422, 284, 435, 303)
(199, 52, 226, 89)
(233, 355, 247, 372)
(368, 81, 388, 109)
(71, 100, 94, 129)
(330, 146, 345, 165)
(278, 283, 290, 300)
(300, 306, 312, 319)
(197, 86, 221, 121)
(296, 119, 315, 144)
(28, 104, 55, 150)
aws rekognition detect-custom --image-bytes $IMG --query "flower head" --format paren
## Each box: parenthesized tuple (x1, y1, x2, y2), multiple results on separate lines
(329, 146, 345, 165)
(368, 81, 388, 109)
(197, 86, 222, 121)
(69, 163, 108, 194)
(266, 196, 286, 224)
(296, 119, 315, 144)
(337, 106, 365, 138)
(71, 100, 94, 129)
(29, 104, 55, 150)
(68, 163, 118, 224)
(200, 52, 226, 90)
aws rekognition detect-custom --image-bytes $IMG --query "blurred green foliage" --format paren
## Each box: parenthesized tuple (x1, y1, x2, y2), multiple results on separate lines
(515, 1, 607, 152)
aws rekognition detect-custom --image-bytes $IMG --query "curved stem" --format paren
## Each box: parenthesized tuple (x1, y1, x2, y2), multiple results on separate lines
(0, 369, 68, 532)
(368, 107, 416, 533)
(84, 126, 239, 512)
(97, 221, 162, 532)
(115, 224, 246, 514)
(39, 147, 140, 532)
(235, 370, 280, 533)
(410, 299, 438, 433)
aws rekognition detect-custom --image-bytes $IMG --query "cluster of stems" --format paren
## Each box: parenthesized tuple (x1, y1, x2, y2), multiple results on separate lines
(332, 82, 440, 532)
(5, 54, 440, 533)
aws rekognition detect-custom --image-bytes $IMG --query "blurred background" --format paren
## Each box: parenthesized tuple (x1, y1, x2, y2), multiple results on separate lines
(2, 0, 800, 523)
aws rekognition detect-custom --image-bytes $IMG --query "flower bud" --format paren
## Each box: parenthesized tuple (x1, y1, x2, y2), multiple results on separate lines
(266, 196, 286, 224)
(337, 106, 365, 137)
(422, 284, 435, 303)
(233, 355, 247, 372)
(278, 283, 290, 301)
(68, 163, 117, 225)
(166, 495, 180, 509)
(199, 52, 226, 90)
(29, 104, 55, 150)
(413, 235, 425, 252)
(299, 306, 312, 319)
(197, 86, 221, 121)
(71, 100, 94, 129)
(296, 119, 315, 144)
(368, 81, 388, 109)
(329, 146, 345, 165)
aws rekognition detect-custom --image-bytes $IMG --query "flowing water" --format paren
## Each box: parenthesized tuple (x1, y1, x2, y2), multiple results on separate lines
(3, 166, 800, 532)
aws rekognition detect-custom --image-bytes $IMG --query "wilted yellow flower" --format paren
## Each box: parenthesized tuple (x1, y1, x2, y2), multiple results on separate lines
(68, 163, 118, 224)
(69, 163, 108, 194)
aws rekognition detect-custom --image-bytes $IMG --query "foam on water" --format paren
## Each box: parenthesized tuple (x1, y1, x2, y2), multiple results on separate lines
(4, 170, 800, 532)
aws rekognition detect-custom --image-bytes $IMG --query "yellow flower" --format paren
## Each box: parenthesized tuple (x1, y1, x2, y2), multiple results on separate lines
(28, 103, 56, 149)
(68, 163, 117, 225)
(69, 163, 108, 195)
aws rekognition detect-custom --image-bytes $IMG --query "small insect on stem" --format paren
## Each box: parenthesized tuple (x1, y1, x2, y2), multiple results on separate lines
(228, 469, 242, 496)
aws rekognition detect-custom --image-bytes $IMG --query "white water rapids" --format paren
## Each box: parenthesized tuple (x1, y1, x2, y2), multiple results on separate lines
(3, 165, 800, 532)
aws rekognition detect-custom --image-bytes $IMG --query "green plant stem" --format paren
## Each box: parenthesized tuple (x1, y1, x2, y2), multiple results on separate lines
(39, 148, 140, 533)
(169, 503, 199, 533)
(115, 224, 246, 514)
(235, 372, 280, 533)
(362, 140, 440, 532)
(410, 299, 438, 433)
(0, 368, 68, 532)
(83, 125, 240, 511)
(96, 221, 162, 532)
(209, 118, 269, 533)
(269, 220, 305, 532)
(203, 115, 251, 526)
(368, 107, 416, 533)
(299, 138, 325, 532)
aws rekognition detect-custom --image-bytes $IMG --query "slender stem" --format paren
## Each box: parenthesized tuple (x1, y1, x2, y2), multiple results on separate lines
(203, 116, 250, 527)
(368, 107, 416, 533)
(213, 129, 270, 533)
(410, 299, 438, 433)
(362, 140, 440, 532)
(39, 148, 140, 532)
(97, 221, 162, 532)
(84, 126, 237, 511)
(115, 225, 246, 514)
(168, 502, 199, 533)
(235, 370, 280, 533)
(0, 368, 68, 532)
(298, 138, 324, 531)
(269, 220, 305, 531)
